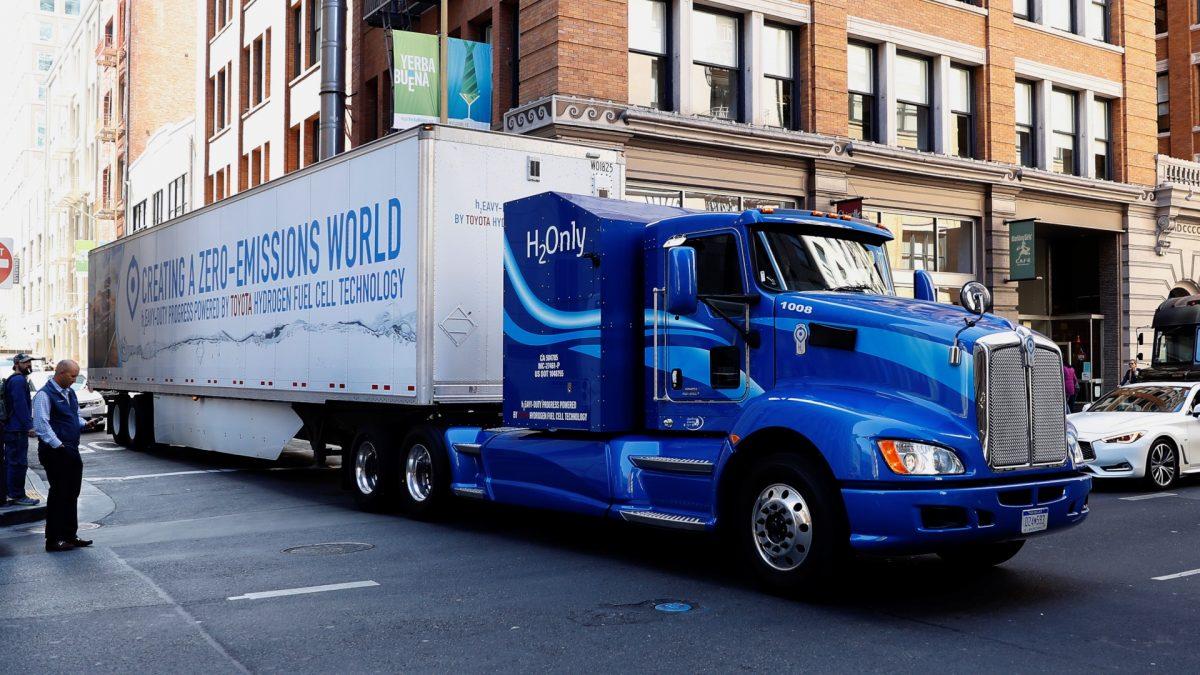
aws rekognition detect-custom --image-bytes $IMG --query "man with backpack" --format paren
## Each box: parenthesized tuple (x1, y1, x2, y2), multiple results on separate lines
(3, 354, 39, 506)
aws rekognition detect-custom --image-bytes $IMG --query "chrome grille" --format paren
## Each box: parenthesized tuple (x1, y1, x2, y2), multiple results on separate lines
(980, 337, 1069, 470)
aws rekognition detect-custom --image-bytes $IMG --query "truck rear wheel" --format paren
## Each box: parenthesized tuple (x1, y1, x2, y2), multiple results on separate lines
(937, 540, 1025, 568)
(396, 427, 451, 520)
(127, 395, 155, 450)
(111, 395, 131, 447)
(736, 452, 847, 594)
(349, 431, 395, 511)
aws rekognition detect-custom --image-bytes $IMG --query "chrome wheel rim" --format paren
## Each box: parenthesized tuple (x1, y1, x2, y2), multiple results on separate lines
(752, 483, 813, 572)
(127, 406, 137, 441)
(1149, 443, 1176, 487)
(405, 444, 433, 502)
(112, 405, 123, 437)
(354, 441, 379, 496)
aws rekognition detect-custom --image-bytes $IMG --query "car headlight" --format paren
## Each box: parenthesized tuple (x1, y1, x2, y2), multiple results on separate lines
(1102, 431, 1145, 444)
(877, 440, 965, 476)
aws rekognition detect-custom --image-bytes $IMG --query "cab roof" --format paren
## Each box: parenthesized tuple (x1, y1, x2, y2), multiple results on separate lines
(1154, 294, 1200, 328)
(648, 208, 894, 246)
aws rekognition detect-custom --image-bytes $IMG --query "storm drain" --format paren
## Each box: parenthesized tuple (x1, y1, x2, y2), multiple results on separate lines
(24, 522, 100, 535)
(283, 542, 375, 556)
(570, 599, 699, 626)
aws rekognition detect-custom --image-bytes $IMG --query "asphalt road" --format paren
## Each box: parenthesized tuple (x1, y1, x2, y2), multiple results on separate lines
(2, 433, 1200, 673)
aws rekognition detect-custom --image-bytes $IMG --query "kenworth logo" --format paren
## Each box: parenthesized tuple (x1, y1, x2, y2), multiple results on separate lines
(526, 221, 588, 265)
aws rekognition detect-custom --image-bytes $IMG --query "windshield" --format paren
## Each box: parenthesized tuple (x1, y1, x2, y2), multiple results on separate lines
(1153, 326, 1197, 366)
(752, 229, 893, 294)
(1088, 386, 1192, 413)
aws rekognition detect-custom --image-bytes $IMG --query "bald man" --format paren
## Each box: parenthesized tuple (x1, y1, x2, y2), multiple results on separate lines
(32, 360, 92, 552)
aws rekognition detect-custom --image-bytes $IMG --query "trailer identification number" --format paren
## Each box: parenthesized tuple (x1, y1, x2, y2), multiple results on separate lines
(781, 302, 813, 314)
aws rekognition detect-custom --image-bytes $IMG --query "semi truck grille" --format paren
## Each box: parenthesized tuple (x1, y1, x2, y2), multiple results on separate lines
(978, 338, 1068, 470)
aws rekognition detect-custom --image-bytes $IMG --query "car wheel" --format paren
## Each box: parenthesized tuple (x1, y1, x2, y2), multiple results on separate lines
(937, 540, 1025, 568)
(348, 431, 395, 511)
(1145, 439, 1179, 490)
(735, 452, 848, 595)
(396, 427, 451, 520)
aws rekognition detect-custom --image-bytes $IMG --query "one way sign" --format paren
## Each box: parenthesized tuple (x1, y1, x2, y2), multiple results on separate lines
(0, 238, 14, 289)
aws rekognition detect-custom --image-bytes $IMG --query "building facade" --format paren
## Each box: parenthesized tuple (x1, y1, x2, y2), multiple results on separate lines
(127, 116, 195, 232)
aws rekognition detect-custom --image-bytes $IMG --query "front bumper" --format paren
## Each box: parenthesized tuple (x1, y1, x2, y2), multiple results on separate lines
(78, 401, 108, 421)
(1080, 437, 1150, 479)
(842, 473, 1091, 554)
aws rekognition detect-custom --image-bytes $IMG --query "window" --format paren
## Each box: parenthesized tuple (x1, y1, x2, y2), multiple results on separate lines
(1093, 98, 1111, 180)
(1044, 0, 1074, 32)
(131, 200, 146, 231)
(1015, 80, 1036, 167)
(290, 4, 302, 79)
(1087, 0, 1109, 42)
(39, 22, 52, 41)
(1158, 73, 1170, 133)
(848, 42, 876, 142)
(215, 67, 228, 130)
(35, 114, 45, 148)
(689, 234, 744, 296)
(691, 9, 739, 120)
(167, 174, 187, 218)
(251, 34, 265, 106)
(895, 53, 931, 151)
(40, 0, 54, 11)
(65, 0, 78, 14)
(628, 0, 669, 110)
(37, 52, 53, 72)
(37, 84, 46, 101)
(308, 0, 321, 68)
(1013, 0, 1031, 19)
(1051, 88, 1078, 175)
(949, 65, 973, 158)
(762, 24, 795, 129)
(626, 183, 799, 211)
(866, 210, 976, 275)
(152, 190, 163, 226)
(1155, 0, 1167, 34)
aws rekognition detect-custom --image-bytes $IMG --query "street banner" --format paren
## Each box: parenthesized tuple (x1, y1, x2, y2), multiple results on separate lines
(75, 239, 96, 275)
(0, 238, 13, 289)
(1008, 218, 1037, 281)
(392, 30, 440, 128)
(391, 31, 492, 130)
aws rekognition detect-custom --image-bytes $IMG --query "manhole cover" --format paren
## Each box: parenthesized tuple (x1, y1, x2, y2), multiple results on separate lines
(282, 542, 374, 556)
(570, 599, 699, 626)
(24, 522, 100, 535)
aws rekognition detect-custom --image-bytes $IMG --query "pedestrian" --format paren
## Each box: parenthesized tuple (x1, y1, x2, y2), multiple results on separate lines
(1063, 362, 1078, 411)
(33, 359, 92, 552)
(3, 354, 40, 506)
(1120, 358, 1140, 385)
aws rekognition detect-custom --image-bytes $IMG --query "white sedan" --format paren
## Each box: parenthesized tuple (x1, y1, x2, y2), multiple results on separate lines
(1069, 382, 1200, 489)
(27, 369, 109, 428)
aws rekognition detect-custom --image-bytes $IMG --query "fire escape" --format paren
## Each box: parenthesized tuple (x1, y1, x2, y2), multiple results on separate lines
(93, 10, 126, 233)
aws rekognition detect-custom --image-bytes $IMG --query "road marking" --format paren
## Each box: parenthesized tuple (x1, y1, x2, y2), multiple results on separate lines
(1152, 567, 1200, 581)
(89, 468, 241, 482)
(1119, 493, 1178, 501)
(227, 580, 379, 601)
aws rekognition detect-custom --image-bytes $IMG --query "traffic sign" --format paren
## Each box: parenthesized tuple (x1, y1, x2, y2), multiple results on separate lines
(0, 238, 13, 289)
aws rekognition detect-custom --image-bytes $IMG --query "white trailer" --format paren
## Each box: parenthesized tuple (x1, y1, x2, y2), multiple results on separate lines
(88, 125, 623, 491)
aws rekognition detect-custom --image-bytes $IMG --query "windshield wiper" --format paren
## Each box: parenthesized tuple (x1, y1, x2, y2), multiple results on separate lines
(829, 284, 878, 293)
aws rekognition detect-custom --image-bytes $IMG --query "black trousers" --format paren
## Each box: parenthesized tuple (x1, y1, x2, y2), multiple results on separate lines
(37, 442, 81, 542)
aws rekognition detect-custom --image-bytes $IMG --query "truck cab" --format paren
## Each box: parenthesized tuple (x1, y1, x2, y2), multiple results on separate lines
(401, 193, 1090, 592)
(1141, 294, 1200, 381)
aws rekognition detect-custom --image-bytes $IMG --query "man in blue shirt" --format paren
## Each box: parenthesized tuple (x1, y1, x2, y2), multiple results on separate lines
(3, 354, 38, 506)
(33, 359, 91, 552)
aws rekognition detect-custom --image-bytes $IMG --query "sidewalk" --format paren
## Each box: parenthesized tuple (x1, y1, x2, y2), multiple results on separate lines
(0, 469, 47, 527)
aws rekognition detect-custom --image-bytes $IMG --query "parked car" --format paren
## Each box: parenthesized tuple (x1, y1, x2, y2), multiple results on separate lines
(27, 369, 108, 430)
(1068, 383, 1200, 489)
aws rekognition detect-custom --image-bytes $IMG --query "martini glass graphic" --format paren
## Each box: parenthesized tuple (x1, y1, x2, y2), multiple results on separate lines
(459, 43, 480, 123)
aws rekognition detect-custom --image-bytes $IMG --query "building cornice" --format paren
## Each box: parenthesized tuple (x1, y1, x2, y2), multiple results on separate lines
(846, 17, 986, 65)
(1013, 58, 1123, 97)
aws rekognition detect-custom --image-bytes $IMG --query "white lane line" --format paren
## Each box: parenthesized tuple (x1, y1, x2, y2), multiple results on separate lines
(1119, 493, 1178, 501)
(89, 468, 241, 482)
(1152, 568, 1200, 581)
(227, 580, 379, 601)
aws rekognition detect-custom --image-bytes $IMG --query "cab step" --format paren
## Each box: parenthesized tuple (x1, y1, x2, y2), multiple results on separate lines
(619, 509, 708, 531)
(452, 486, 486, 499)
(629, 456, 714, 475)
(453, 442, 483, 456)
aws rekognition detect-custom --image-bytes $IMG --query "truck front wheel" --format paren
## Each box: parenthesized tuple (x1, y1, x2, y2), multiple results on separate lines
(736, 452, 847, 594)
(396, 427, 451, 520)
(937, 540, 1025, 568)
(349, 432, 395, 511)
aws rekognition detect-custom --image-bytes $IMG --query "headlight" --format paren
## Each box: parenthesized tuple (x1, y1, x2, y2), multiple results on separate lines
(877, 440, 965, 476)
(1102, 431, 1145, 444)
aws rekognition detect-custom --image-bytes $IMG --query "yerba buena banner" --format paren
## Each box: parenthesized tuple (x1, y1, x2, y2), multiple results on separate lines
(392, 30, 492, 130)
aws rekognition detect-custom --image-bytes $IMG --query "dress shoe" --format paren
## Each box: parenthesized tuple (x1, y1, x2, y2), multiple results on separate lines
(9, 496, 39, 506)
(70, 538, 93, 547)
(45, 540, 75, 552)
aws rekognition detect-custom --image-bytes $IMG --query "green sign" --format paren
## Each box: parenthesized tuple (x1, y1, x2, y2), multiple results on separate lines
(75, 240, 96, 274)
(1008, 219, 1037, 281)
(392, 31, 440, 127)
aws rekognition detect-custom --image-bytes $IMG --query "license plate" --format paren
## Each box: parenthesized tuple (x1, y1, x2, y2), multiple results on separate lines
(1021, 507, 1049, 534)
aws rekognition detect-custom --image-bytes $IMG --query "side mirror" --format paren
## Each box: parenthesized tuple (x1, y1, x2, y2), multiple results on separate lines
(913, 269, 937, 302)
(1137, 333, 1144, 346)
(959, 281, 993, 315)
(665, 246, 698, 316)
(1191, 402, 1200, 417)
(1137, 352, 1144, 361)
(1082, 403, 1092, 412)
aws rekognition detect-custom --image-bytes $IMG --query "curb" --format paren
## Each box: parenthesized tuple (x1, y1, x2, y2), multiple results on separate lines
(0, 468, 47, 528)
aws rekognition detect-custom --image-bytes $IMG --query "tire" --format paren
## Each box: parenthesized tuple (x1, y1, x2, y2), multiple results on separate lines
(1145, 438, 1179, 490)
(127, 395, 155, 451)
(395, 427, 451, 520)
(937, 540, 1025, 568)
(348, 430, 395, 511)
(112, 395, 131, 447)
(733, 452, 848, 594)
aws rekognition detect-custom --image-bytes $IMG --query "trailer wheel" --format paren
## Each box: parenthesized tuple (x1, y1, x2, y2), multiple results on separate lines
(735, 452, 847, 595)
(349, 431, 395, 511)
(396, 427, 451, 520)
(112, 395, 131, 447)
(937, 540, 1025, 568)
(127, 395, 155, 451)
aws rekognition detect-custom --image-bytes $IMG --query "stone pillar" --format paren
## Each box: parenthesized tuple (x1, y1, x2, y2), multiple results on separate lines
(673, 0, 694, 113)
(1036, 79, 1053, 170)
(933, 55, 951, 155)
(745, 12, 764, 126)
(1098, 228, 1123, 389)
(880, 42, 898, 147)
(985, 184, 1022, 321)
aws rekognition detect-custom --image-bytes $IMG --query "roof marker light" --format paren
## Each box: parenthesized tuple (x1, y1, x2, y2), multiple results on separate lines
(759, 206, 776, 214)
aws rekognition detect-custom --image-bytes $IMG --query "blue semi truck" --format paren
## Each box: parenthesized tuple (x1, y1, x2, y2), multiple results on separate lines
(373, 192, 1090, 591)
